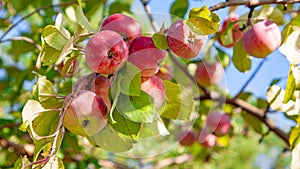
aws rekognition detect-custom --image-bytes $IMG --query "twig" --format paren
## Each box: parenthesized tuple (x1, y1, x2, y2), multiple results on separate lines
(209, 0, 300, 12)
(233, 59, 265, 99)
(154, 154, 193, 169)
(198, 94, 290, 146)
(0, 137, 30, 156)
(0, 1, 78, 42)
(247, 5, 257, 27)
(0, 36, 42, 51)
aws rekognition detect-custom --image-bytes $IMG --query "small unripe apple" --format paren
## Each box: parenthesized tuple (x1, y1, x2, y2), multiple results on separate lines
(242, 20, 282, 58)
(101, 13, 142, 45)
(85, 30, 128, 75)
(195, 62, 224, 87)
(156, 64, 174, 81)
(128, 36, 166, 77)
(63, 90, 108, 137)
(197, 128, 217, 148)
(205, 112, 231, 136)
(176, 130, 196, 146)
(167, 20, 207, 59)
(141, 75, 166, 109)
(216, 14, 243, 48)
(73, 74, 111, 111)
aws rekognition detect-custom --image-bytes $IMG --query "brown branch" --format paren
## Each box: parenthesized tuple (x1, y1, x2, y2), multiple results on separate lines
(0, 1, 78, 42)
(154, 154, 193, 169)
(98, 159, 130, 169)
(1, 36, 42, 51)
(198, 94, 290, 146)
(0, 137, 32, 156)
(209, 0, 300, 12)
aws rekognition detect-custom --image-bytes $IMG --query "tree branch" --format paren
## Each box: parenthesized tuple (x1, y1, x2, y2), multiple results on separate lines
(0, 1, 78, 43)
(154, 154, 193, 169)
(198, 94, 290, 146)
(1, 36, 42, 51)
(0, 137, 32, 156)
(209, 0, 300, 12)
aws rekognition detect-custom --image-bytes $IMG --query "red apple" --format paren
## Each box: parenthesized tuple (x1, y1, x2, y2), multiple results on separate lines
(73, 74, 111, 111)
(128, 36, 166, 77)
(197, 128, 217, 148)
(195, 62, 224, 87)
(63, 90, 108, 137)
(167, 20, 207, 59)
(216, 14, 243, 48)
(176, 130, 196, 146)
(205, 112, 231, 136)
(141, 75, 166, 109)
(242, 20, 282, 58)
(85, 30, 128, 75)
(101, 13, 142, 45)
(156, 64, 174, 81)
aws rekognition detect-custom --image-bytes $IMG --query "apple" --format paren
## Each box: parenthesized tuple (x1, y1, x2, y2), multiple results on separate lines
(242, 20, 282, 58)
(176, 130, 196, 146)
(128, 36, 166, 77)
(195, 62, 224, 87)
(166, 20, 207, 59)
(63, 90, 108, 137)
(216, 14, 243, 48)
(100, 13, 142, 45)
(156, 64, 174, 81)
(73, 74, 111, 111)
(85, 30, 128, 75)
(205, 112, 231, 136)
(197, 128, 217, 148)
(141, 75, 166, 109)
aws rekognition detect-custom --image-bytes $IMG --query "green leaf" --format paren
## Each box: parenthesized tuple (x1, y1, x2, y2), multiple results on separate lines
(22, 100, 47, 125)
(170, 0, 189, 18)
(34, 76, 61, 109)
(152, 25, 168, 50)
(108, 1, 131, 15)
(55, 36, 74, 65)
(108, 108, 141, 137)
(75, 0, 96, 33)
(88, 124, 133, 152)
(186, 6, 221, 35)
(112, 61, 141, 96)
(215, 46, 230, 68)
(61, 53, 78, 80)
(257, 6, 284, 25)
(160, 81, 194, 121)
(42, 25, 68, 51)
(290, 126, 300, 149)
(232, 40, 251, 72)
(241, 111, 263, 134)
(32, 110, 59, 137)
(256, 98, 268, 109)
(284, 66, 296, 103)
(14, 156, 30, 169)
(40, 43, 61, 66)
(116, 91, 155, 123)
(55, 13, 71, 39)
(282, 15, 300, 43)
(33, 140, 52, 162)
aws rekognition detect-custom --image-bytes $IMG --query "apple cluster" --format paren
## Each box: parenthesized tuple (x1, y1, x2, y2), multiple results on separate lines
(176, 112, 231, 148)
(216, 14, 282, 58)
(63, 13, 207, 137)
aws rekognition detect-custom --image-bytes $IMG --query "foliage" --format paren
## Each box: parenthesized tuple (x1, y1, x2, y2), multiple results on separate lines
(0, 0, 300, 168)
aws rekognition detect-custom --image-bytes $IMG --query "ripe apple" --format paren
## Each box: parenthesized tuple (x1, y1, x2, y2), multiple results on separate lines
(63, 90, 108, 137)
(128, 36, 166, 77)
(242, 20, 282, 58)
(85, 30, 128, 75)
(156, 64, 174, 81)
(205, 112, 231, 136)
(195, 62, 224, 87)
(216, 14, 243, 48)
(73, 74, 111, 111)
(141, 75, 166, 109)
(100, 13, 142, 45)
(167, 20, 207, 59)
(176, 130, 196, 146)
(197, 128, 217, 148)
